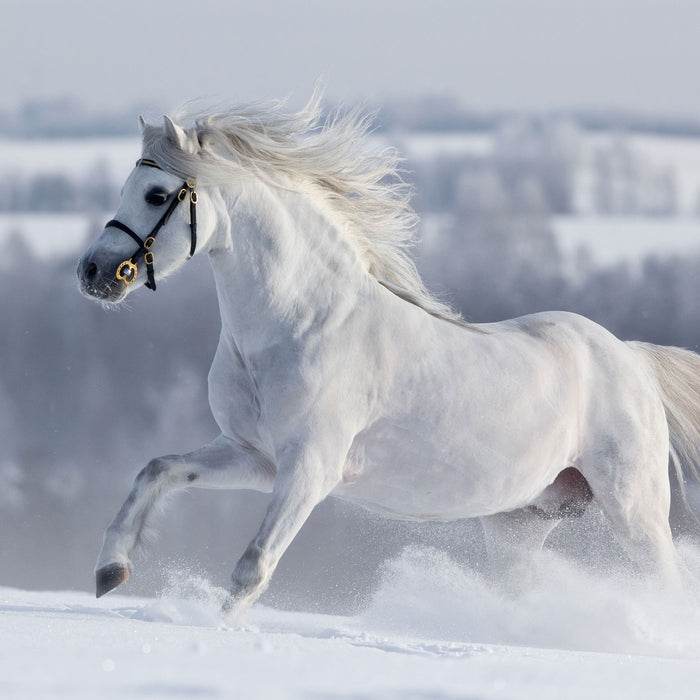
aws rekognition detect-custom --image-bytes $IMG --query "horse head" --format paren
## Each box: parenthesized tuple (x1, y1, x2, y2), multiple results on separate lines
(77, 116, 215, 302)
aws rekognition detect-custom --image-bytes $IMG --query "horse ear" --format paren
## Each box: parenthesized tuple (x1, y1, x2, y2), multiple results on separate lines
(163, 115, 189, 150)
(138, 116, 147, 133)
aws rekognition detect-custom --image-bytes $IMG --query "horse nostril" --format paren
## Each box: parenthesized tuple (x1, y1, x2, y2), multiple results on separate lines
(86, 262, 98, 280)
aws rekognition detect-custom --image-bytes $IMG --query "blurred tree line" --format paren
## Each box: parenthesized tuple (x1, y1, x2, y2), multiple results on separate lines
(415, 158, 700, 349)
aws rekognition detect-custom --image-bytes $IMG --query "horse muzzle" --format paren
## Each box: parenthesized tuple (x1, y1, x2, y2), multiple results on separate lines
(77, 251, 128, 303)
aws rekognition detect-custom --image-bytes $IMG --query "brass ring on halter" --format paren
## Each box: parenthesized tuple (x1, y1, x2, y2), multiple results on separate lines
(178, 188, 187, 202)
(186, 178, 197, 188)
(144, 251, 154, 266)
(144, 236, 155, 249)
(190, 191, 198, 204)
(116, 260, 138, 285)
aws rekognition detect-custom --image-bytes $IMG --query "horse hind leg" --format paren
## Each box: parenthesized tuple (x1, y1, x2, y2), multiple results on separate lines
(481, 508, 560, 595)
(481, 468, 593, 594)
(581, 433, 684, 588)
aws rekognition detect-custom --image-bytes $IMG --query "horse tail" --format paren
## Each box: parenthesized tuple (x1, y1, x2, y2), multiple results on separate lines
(628, 341, 700, 499)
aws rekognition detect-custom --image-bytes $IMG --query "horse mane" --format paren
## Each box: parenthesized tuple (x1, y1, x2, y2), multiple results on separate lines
(141, 95, 467, 325)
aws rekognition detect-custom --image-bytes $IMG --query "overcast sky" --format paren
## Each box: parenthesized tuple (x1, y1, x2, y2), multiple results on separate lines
(3, 0, 699, 117)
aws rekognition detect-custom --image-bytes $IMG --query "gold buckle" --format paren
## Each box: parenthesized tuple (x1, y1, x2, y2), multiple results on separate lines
(178, 188, 187, 202)
(190, 191, 198, 204)
(116, 260, 137, 285)
(144, 236, 155, 249)
(144, 251, 155, 266)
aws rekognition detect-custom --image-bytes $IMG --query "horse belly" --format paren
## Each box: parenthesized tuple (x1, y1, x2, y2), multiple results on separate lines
(335, 418, 574, 521)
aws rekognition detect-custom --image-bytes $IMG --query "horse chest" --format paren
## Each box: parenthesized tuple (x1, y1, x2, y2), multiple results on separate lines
(207, 336, 273, 452)
(208, 330, 333, 452)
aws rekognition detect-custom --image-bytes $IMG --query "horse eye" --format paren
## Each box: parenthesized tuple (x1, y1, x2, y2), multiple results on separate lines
(145, 189, 169, 206)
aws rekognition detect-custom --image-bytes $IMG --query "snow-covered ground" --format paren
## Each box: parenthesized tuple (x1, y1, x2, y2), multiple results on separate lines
(552, 215, 700, 267)
(0, 212, 104, 260)
(0, 136, 140, 181)
(3, 546, 700, 699)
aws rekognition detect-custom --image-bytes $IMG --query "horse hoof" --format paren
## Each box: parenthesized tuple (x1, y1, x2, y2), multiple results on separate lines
(221, 595, 248, 620)
(221, 595, 237, 615)
(96, 563, 131, 598)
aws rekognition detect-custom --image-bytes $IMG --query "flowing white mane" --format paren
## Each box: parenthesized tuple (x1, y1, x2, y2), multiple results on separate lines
(141, 97, 464, 324)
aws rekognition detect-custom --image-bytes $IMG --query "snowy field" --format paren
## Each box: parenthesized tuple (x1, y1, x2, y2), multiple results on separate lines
(3, 545, 700, 699)
(0, 136, 140, 180)
(552, 215, 700, 267)
(0, 212, 104, 259)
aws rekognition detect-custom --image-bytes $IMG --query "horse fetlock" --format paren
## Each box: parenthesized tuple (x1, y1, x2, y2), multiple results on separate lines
(97, 526, 132, 568)
(230, 542, 270, 601)
(221, 591, 254, 620)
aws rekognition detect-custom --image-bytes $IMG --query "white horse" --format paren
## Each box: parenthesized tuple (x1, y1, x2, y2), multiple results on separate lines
(78, 97, 700, 613)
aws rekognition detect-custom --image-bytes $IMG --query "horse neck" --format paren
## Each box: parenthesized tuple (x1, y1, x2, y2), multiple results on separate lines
(210, 179, 370, 346)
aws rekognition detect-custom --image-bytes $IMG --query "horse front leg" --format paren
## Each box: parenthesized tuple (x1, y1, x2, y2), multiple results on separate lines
(95, 434, 276, 597)
(223, 449, 341, 616)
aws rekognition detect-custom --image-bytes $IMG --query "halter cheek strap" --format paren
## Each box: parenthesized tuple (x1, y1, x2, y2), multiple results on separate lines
(105, 158, 198, 292)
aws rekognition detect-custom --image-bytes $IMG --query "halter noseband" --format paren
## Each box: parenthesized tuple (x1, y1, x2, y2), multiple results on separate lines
(105, 158, 198, 291)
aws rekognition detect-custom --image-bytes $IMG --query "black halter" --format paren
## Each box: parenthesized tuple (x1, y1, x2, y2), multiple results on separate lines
(105, 158, 198, 291)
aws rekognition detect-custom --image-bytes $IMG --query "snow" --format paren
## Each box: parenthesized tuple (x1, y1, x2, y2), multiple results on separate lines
(397, 132, 494, 160)
(552, 215, 700, 267)
(0, 137, 140, 180)
(3, 546, 700, 699)
(0, 212, 104, 259)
